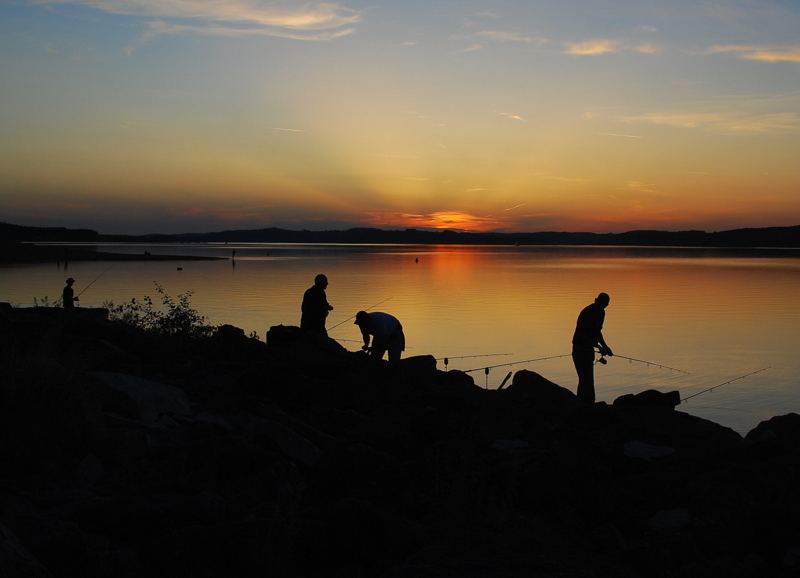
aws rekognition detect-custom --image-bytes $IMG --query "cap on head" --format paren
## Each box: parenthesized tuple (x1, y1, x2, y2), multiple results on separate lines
(354, 311, 369, 325)
(66, 278, 75, 284)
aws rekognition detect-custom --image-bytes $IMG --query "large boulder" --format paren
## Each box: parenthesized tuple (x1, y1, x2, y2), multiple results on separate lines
(0, 521, 52, 578)
(505, 370, 579, 409)
(87, 372, 190, 422)
(745, 412, 800, 443)
(614, 389, 681, 408)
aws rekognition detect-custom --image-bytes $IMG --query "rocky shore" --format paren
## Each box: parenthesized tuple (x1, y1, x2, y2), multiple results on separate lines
(2, 305, 799, 577)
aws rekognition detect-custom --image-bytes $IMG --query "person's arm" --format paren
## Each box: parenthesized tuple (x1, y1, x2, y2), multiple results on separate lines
(597, 333, 613, 356)
(360, 328, 371, 351)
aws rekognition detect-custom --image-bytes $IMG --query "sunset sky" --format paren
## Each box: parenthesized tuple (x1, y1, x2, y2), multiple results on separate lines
(2, 0, 799, 235)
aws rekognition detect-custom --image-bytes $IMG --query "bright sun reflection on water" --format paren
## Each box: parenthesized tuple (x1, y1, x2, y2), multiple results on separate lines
(2, 244, 799, 435)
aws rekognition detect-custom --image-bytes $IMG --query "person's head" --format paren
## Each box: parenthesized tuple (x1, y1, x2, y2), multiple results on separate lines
(354, 311, 370, 327)
(66, 278, 75, 286)
(314, 274, 328, 288)
(595, 292, 610, 308)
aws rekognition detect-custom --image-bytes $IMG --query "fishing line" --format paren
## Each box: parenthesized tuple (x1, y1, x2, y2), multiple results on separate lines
(76, 265, 114, 298)
(681, 367, 771, 403)
(327, 296, 393, 332)
(462, 354, 573, 374)
(598, 353, 691, 375)
(436, 353, 512, 361)
(462, 349, 689, 379)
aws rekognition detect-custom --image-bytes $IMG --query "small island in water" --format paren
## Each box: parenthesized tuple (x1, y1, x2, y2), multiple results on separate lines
(1, 303, 799, 577)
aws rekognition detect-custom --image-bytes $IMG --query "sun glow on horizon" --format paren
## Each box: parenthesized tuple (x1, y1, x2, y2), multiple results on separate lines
(363, 211, 503, 232)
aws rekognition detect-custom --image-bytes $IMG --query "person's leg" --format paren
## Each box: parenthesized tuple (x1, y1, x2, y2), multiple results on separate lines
(371, 335, 388, 360)
(572, 349, 595, 403)
(387, 329, 405, 362)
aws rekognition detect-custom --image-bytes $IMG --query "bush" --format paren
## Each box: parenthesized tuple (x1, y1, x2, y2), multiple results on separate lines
(105, 283, 217, 339)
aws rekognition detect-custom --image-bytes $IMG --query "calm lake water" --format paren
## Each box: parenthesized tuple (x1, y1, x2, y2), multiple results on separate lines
(3, 243, 799, 436)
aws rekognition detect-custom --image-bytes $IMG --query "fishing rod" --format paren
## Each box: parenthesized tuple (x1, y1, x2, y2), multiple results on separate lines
(437, 353, 512, 361)
(436, 353, 512, 371)
(598, 353, 691, 375)
(477, 369, 515, 390)
(462, 349, 689, 376)
(681, 367, 771, 403)
(327, 296, 393, 332)
(463, 354, 573, 374)
(76, 265, 114, 298)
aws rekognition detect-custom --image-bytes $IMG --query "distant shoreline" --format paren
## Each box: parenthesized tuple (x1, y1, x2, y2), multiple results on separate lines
(3, 221, 800, 248)
(0, 241, 223, 262)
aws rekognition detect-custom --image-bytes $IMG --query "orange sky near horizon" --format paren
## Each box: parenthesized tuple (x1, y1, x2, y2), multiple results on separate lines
(1, 1, 800, 235)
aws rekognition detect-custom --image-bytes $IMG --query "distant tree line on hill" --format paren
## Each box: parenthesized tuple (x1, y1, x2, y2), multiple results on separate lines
(0, 222, 101, 242)
(3, 221, 800, 248)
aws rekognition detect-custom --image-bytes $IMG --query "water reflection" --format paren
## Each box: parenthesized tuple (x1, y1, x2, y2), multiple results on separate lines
(2, 244, 798, 434)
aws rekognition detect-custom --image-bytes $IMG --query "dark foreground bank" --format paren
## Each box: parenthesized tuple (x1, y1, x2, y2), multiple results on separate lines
(2, 306, 799, 577)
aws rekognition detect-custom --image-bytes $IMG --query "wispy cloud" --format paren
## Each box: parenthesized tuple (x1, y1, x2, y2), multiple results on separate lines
(564, 39, 660, 56)
(450, 43, 484, 56)
(34, 0, 362, 43)
(476, 30, 547, 46)
(599, 132, 643, 139)
(533, 172, 588, 183)
(622, 181, 659, 194)
(499, 112, 525, 121)
(452, 28, 546, 57)
(634, 43, 661, 54)
(564, 39, 621, 55)
(502, 203, 525, 212)
(707, 44, 800, 63)
(607, 92, 800, 135)
(622, 109, 800, 134)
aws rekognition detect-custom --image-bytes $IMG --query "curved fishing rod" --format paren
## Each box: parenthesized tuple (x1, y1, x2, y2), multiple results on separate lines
(327, 296, 393, 332)
(76, 265, 114, 298)
(462, 354, 573, 374)
(436, 353, 512, 361)
(598, 353, 691, 375)
(681, 367, 771, 403)
(462, 349, 690, 376)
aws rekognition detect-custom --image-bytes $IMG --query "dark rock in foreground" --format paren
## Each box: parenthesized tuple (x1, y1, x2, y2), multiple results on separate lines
(1, 307, 799, 577)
